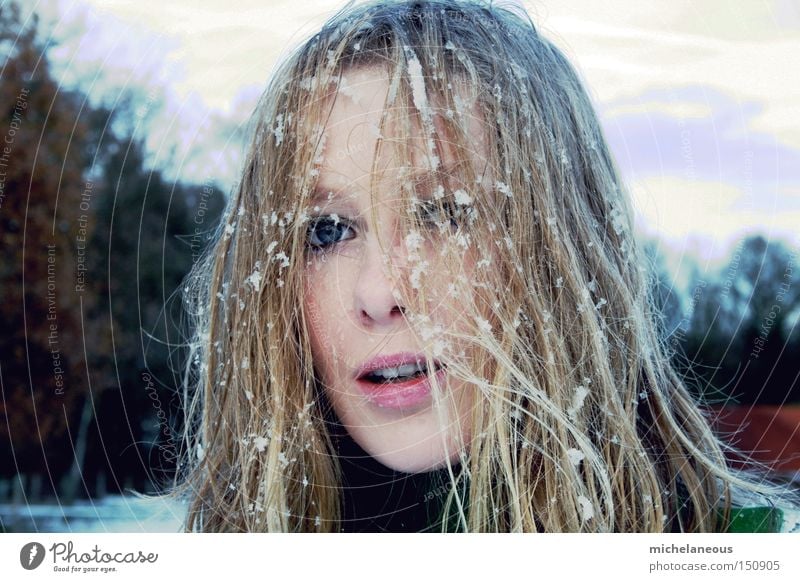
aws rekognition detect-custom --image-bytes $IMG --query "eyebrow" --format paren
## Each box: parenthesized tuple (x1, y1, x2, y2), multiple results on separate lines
(309, 186, 340, 205)
(310, 164, 463, 205)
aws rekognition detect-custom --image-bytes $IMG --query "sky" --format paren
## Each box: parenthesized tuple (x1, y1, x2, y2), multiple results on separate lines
(26, 0, 800, 276)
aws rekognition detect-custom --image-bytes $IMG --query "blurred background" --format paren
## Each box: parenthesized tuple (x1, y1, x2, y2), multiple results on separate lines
(1, 0, 798, 532)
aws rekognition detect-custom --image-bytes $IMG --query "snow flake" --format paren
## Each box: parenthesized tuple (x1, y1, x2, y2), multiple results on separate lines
(338, 77, 362, 105)
(420, 322, 444, 341)
(274, 252, 290, 269)
(300, 76, 316, 91)
(273, 113, 285, 146)
(405, 47, 429, 118)
(567, 448, 585, 466)
(567, 384, 590, 420)
(431, 339, 448, 358)
(577, 495, 594, 521)
(405, 230, 423, 254)
(454, 189, 472, 206)
(453, 94, 467, 116)
(253, 436, 268, 452)
(495, 181, 513, 198)
(492, 84, 502, 101)
(404, 46, 438, 169)
(410, 260, 429, 290)
(476, 317, 492, 334)
(245, 264, 263, 290)
(609, 206, 627, 236)
(476, 256, 492, 269)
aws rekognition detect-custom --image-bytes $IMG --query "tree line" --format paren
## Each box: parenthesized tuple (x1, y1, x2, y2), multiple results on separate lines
(0, 3, 225, 505)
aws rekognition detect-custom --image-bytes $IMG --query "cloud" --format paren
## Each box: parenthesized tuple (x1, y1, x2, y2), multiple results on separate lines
(630, 175, 800, 258)
(539, 3, 800, 152)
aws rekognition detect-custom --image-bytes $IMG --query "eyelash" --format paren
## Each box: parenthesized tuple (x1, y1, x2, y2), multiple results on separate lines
(416, 200, 463, 230)
(306, 203, 462, 253)
(306, 216, 356, 252)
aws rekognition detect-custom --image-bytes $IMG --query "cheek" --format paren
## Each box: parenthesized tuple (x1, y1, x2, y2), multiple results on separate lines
(303, 268, 332, 369)
(303, 259, 351, 374)
(424, 245, 481, 323)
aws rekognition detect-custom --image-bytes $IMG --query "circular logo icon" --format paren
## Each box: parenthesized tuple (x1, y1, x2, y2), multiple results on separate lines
(20, 542, 46, 570)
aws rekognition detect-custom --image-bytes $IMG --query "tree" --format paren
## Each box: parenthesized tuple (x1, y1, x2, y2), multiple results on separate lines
(84, 131, 226, 494)
(0, 1, 91, 499)
(680, 236, 799, 405)
(0, 1, 227, 504)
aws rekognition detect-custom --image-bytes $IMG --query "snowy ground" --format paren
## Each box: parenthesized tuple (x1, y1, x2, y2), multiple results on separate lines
(2, 494, 797, 532)
(0, 495, 186, 533)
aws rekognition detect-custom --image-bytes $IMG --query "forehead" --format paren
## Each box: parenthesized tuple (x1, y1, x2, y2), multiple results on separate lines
(314, 66, 489, 193)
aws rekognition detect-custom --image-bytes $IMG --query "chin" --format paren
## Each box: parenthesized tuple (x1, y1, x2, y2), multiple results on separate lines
(351, 429, 464, 474)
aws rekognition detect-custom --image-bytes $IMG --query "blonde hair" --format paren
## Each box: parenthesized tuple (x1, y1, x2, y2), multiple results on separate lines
(177, 0, 794, 532)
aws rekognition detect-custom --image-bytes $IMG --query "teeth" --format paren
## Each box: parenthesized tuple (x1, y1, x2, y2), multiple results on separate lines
(368, 362, 427, 380)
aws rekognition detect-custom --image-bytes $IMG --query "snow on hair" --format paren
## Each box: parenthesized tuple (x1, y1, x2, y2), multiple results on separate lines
(175, 0, 796, 532)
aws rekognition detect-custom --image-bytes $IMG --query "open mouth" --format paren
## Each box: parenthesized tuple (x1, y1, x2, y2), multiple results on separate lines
(358, 361, 445, 384)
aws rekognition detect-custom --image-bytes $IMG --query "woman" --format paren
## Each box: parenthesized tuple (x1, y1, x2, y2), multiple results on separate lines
(177, 0, 796, 532)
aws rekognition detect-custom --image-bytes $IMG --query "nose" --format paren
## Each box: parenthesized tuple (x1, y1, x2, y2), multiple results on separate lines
(353, 225, 408, 328)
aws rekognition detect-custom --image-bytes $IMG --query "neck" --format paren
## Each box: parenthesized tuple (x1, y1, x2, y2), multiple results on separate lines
(334, 429, 457, 532)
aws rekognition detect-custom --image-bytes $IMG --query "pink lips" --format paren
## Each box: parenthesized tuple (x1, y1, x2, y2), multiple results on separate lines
(354, 352, 445, 410)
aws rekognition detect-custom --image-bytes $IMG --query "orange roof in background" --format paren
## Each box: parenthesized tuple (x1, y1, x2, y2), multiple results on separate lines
(707, 405, 800, 474)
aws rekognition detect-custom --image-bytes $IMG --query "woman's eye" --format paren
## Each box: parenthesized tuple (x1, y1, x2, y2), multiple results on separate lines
(418, 201, 461, 229)
(306, 216, 355, 250)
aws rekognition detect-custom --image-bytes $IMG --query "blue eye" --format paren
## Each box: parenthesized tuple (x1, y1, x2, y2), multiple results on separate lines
(306, 216, 355, 250)
(417, 200, 462, 229)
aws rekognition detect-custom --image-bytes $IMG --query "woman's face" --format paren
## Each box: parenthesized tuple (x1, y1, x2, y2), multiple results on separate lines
(302, 67, 488, 473)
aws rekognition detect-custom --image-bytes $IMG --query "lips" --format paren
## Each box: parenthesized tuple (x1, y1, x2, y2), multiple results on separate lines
(354, 352, 446, 409)
(355, 353, 444, 382)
